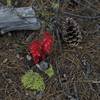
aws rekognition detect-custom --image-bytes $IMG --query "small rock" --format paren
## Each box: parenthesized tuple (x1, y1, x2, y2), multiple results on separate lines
(16, 54, 20, 59)
(63, 74, 66, 78)
(25, 92, 29, 96)
(8, 33, 12, 36)
(39, 61, 49, 71)
(0, 30, 4, 35)
(26, 55, 32, 61)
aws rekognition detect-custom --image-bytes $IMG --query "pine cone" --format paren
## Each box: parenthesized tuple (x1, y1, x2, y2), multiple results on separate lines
(61, 17, 82, 46)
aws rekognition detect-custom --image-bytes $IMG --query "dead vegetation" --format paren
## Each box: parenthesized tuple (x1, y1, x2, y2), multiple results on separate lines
(0, 0, 100, 100)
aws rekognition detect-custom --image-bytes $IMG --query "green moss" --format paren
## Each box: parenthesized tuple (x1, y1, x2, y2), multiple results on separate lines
(45, 64, 54, 78)
(21, 70, 45, 91)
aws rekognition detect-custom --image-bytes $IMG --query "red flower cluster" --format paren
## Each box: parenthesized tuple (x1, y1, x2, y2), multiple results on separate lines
(28, 32, 54, 64)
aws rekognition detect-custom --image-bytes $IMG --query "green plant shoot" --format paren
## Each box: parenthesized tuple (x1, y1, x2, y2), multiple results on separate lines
(45, 64, 54, 78)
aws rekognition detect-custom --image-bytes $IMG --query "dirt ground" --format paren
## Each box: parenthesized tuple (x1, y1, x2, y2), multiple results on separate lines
(0, 0, 100, 100)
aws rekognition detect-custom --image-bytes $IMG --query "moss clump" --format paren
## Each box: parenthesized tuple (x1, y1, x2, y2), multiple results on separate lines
(21, 70, 45, 91)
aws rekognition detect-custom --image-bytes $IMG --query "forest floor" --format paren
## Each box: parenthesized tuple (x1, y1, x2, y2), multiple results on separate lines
(0, 0, 100, 100)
